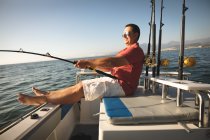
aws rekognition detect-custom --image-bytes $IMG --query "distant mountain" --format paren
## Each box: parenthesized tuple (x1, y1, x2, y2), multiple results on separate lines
(140, 37, 210, 52)
(161, 41, 179, 49)
(94, 37, 210, 57)
(186, 37, 210, 45)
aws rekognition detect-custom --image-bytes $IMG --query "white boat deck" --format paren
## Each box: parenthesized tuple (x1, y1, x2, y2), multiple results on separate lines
(98, 85, 210, 140)
(99, 101, 209, 140)
(149, 76, 210, 91)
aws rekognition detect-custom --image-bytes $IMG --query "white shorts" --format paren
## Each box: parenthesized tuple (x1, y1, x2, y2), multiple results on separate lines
(82, 77, 125, 101)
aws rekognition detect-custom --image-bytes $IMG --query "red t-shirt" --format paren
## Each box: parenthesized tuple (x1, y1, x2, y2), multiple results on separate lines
(111, 43, 144, 96)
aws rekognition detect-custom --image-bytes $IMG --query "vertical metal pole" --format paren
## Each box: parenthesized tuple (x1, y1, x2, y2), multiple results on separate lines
(145, 1, 153, 77)
(157, 0, 164, 76)
(151, 0, 157, 93)
(177, 0, 188, 106)
(178, 0, 188, 80)
(162, 85, 168, 99)
(151, 0, 156, 78)
(177, 89, 183, 107)
(144, 0, 153, 90)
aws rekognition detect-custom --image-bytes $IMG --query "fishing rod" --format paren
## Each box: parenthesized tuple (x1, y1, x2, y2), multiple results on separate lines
(145, 0, 153, 77)
(144, 0, 153, 90)
(151, 0, 156, 78)
(177, 0, 188, 107)
(178, 0, 188, 80)
(0, 49, 117, 79)
(156, 0, 164, 76)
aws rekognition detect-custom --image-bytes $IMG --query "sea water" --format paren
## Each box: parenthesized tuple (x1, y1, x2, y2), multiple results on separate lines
(0, 48, 210, 129)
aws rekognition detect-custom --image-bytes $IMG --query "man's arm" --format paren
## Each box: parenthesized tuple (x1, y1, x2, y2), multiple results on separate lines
(75, 56, 129, 70)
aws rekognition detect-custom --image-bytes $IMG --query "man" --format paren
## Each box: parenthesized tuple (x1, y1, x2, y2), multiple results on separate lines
(18, 23, 145, 106)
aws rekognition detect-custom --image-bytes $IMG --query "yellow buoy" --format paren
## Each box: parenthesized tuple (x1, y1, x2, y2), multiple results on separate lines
(160, 59, 170, 67)
(184, 57, 196, 67)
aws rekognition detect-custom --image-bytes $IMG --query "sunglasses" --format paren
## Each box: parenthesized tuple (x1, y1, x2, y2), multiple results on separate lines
(122, 32, 133, 38)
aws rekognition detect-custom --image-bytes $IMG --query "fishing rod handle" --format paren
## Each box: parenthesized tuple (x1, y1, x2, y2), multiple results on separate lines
(74, 60, 117, 79)
(87, 67, 117, 79)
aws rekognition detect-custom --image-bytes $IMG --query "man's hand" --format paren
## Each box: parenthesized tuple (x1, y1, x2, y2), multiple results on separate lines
(75, 60, 91, 69)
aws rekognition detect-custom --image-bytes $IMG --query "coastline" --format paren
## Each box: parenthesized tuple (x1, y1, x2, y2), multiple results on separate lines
(161, 45, 210, 52)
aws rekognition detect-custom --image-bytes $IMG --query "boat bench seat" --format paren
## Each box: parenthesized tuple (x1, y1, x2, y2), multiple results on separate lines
(103, 95, 198, 125)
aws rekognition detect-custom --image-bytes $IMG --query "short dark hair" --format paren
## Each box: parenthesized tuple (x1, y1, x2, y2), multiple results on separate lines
(125, 23, 140, 41)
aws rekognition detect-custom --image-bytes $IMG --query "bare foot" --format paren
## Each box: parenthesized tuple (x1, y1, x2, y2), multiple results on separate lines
(32, 87, 48, 96)
(18, 93, 47, 106)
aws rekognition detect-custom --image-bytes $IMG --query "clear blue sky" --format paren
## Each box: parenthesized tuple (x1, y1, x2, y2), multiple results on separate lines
(0, 0, 209, 65)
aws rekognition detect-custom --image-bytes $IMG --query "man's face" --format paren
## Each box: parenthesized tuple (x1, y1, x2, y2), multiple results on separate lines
(122, 26, 138, 46)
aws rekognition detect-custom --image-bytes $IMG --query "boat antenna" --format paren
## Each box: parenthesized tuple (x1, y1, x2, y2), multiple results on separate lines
(156, 0, 164, 76)
(178, 0, 188, 80)
(0, 49, 117, 79)
(151, 0, 157, 78)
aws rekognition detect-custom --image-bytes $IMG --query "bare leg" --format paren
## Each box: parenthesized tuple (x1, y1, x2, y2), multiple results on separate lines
(18, 93, 47, 106)
(46, 82, 84, 104)
(18, 82, 84, 106)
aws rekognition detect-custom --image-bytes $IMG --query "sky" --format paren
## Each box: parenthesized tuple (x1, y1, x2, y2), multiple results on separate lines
(0, 0, 210, 65)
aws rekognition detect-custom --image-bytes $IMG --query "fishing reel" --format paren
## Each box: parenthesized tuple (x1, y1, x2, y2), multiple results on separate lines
(183, 56, 196, 67)
(144, 55, 170, 68)
(144, 55, 157, 67)
(160, 58, 170, 67)
(145, 55, 196, 68)
(159, 57, 196, 67)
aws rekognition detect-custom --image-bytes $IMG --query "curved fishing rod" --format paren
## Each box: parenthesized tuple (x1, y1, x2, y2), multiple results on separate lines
(156, 0, 164, 76)
(0, 49, 117, 79)
(0, 49, 75, 64)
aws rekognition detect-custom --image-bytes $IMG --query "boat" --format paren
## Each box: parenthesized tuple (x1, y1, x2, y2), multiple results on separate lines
(1, 0, 210, 140)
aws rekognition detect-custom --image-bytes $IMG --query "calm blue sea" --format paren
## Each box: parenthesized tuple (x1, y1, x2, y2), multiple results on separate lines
(0, 48, 210, 129)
